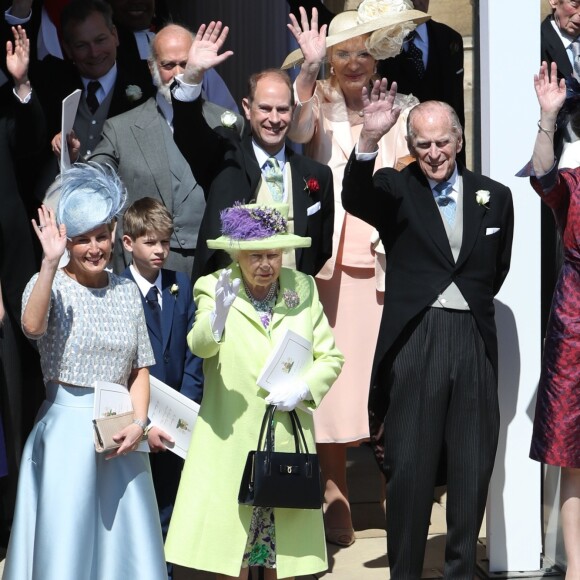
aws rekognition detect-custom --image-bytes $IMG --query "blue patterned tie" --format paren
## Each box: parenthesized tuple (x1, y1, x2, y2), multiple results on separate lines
(264, 158, 284, 202)
(433, 181, 456, 226)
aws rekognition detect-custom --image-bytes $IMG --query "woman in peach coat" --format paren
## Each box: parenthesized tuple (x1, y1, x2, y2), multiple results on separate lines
(285, 2, 427, 547)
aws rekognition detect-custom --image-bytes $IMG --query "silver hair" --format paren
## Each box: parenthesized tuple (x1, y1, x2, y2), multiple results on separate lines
(406, 100, 462, 144)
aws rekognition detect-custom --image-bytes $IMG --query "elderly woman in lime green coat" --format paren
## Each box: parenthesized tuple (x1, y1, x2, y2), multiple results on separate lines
(165, 205, 344, 580)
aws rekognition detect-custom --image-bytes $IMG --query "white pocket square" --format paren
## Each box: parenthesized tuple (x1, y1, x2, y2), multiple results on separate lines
(307, 201, 321, 216)
(486, 227, 500, 235)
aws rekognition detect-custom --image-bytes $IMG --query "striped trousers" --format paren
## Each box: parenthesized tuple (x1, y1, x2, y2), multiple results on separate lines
(380, 307, 499, 579)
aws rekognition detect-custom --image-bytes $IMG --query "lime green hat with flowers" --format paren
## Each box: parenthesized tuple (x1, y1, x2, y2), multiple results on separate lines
(206, 203, 311, 251)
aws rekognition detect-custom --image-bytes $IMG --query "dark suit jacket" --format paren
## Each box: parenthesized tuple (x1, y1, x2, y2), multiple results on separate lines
(342, 154, 514, 455)
(378, 20, 465, 130)
(541, 15, 573, 80)
(121, 268, 203, 404)
(171, 97, 334, 282)
(34, 57, 148, 140)
(114, 23, 157, 100)
(0, 85, 46, 503)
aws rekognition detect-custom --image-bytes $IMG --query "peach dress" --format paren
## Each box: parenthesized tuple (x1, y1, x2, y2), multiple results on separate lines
(289, 80, 417, 443)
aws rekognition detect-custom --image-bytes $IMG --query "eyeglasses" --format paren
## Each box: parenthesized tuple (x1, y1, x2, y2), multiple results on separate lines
(333, 50, 373, 63)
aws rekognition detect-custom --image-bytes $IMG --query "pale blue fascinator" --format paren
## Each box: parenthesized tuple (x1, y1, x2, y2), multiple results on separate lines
(56, 163, 127, 238)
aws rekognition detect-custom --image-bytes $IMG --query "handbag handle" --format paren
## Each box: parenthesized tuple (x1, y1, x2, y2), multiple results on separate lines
(257, 405, 311, 455)
(256, 405, 314, 476)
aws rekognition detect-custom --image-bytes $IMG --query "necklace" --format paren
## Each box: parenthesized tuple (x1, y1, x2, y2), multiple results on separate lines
(243, 280, 278, 311)
(243, 280, 278, 329)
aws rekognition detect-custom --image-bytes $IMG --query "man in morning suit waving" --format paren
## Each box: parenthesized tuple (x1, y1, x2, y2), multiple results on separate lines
(170, 22, 334, 282)
(341, 80, 514, 579)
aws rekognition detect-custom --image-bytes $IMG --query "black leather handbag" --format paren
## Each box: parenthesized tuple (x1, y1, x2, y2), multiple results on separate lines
(238, 405, 322, 509)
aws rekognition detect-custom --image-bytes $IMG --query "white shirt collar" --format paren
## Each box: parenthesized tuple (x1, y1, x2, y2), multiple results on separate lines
(428, 166, 459, 198)
(551, 17, 579, 48)
(81, 63, 118, 102)
(129, 265, 163, 307)
(252, 141, 286, 171)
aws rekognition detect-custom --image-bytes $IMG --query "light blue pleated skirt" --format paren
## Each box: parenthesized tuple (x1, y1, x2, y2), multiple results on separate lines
(2, 383, 168, 580)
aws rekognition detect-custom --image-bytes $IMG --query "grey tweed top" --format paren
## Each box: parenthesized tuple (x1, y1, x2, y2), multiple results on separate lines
(22, 269, 155, 388)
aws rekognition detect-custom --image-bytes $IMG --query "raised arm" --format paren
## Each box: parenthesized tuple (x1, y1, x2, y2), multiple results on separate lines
(532, 61, 566, 176)
(172, 21, 235, 193)
(6, 25, 30, 100)
(21, 205, 67, 337)
(358, 78, 402, 153)
(182, 21, 234, 86)
(288, 7, 327, 104)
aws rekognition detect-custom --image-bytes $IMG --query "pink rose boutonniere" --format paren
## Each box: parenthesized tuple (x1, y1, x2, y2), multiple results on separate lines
(304, 177, 320, 196)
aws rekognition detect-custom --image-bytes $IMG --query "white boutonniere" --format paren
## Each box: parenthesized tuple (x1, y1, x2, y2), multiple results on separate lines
(125, 84, 143, 102)
(475, 190, 490, 208)
(169, 283, 179, 296)
(220, 110, 237, 129)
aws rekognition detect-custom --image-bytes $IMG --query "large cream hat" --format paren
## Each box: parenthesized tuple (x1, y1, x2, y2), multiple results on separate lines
(282, 0, 430, 69)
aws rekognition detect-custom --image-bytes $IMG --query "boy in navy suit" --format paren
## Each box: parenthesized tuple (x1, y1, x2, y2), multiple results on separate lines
(121, 197, 203, 580)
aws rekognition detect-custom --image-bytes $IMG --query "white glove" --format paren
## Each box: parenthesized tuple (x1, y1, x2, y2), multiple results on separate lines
(210, 269, 240, 340)
(265, 380, 311, 412)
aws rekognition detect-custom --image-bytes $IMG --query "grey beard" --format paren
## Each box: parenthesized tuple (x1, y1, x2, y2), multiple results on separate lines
(151, 66, 172, 104)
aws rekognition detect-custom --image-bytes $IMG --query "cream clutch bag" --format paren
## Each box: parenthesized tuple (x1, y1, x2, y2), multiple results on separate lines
(92, 411, 134, 453)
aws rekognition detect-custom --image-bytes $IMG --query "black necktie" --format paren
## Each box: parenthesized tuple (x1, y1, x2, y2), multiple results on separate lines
(145, 286, 161, 330)
(406, 31, 425, 79)
(86, 81, 101, 114)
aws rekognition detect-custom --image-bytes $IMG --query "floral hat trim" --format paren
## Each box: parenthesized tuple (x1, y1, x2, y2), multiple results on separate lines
(207, 203, 311, 251)
(220, 204, 287, 240)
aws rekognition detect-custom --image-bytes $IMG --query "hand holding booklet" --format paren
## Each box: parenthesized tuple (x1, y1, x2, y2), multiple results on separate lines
(256, 330, 313, 412)
(93, 378, 200, 458)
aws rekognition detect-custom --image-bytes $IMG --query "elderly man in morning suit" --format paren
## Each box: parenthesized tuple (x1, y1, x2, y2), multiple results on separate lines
(342, 80, 513, 578)
(170, 21, 334, 282)
(81, 23, 243, 276)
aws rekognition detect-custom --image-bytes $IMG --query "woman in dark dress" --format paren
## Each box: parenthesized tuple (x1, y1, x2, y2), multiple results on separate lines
(527, 61, 580, 579)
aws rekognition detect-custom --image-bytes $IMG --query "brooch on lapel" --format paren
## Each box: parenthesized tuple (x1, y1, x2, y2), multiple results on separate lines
(125, 85, 143, 102)
(304, 177, 320, 196)
(169, 283, 179, 297)
(283, 289, 300, 309)
(220, 110, 237, 129)
(475, 190, 490, 209)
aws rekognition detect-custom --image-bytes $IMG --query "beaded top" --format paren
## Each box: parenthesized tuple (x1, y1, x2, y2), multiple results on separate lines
(22, 270, 155, 388)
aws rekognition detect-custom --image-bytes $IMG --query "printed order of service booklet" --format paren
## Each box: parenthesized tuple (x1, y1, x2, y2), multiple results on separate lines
(93, 378, 200, 458)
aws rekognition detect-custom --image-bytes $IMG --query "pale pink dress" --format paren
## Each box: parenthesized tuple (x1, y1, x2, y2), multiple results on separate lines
(289, 80, 417, 443)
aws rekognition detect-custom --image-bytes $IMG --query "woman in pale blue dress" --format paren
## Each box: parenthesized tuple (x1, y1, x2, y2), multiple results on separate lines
(2, 164, 167, 580)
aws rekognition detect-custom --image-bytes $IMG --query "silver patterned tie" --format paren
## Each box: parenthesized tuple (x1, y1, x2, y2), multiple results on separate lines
(264, 158, 284, 202)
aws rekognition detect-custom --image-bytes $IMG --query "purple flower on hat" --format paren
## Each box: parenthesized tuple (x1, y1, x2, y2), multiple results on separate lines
(220, 203, 287, 240)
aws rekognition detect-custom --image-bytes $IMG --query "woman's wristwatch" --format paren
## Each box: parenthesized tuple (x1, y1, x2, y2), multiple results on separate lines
(133, 417, 151, 439)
